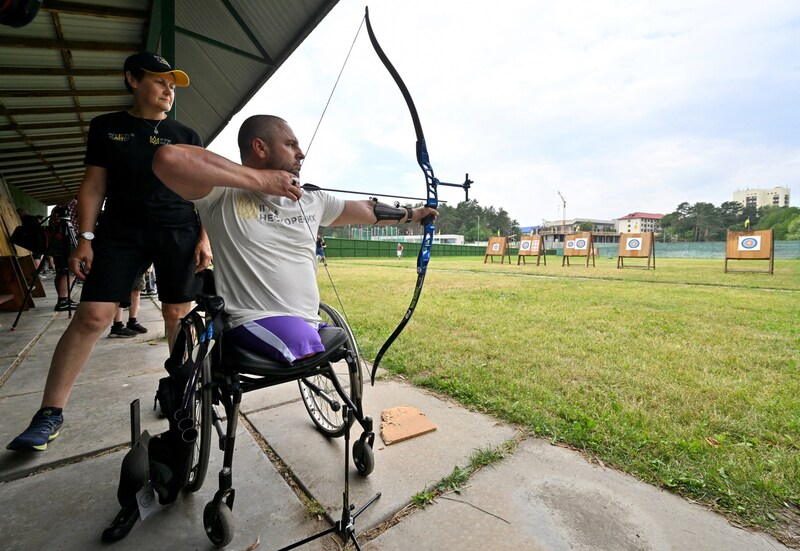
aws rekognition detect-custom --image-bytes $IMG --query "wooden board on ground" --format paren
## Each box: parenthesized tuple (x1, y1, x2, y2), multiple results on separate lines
(380, 405, 437, 445)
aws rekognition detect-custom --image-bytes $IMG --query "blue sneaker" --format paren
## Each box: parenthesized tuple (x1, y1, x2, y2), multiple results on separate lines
(7, 409, 63, 451)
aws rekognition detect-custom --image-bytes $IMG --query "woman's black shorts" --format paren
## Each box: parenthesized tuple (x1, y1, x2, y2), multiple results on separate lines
(80, 222, 201, 307)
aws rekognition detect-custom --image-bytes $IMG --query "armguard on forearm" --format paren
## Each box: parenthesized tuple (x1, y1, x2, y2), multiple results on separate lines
(372, 200, 406, 223)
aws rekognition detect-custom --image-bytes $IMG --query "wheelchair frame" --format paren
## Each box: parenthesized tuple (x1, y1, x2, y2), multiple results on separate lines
(182, 294, 376, 547)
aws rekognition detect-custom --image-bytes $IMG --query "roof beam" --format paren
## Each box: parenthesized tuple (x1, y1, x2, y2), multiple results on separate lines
(0, 143, 86, 155)
(7, 171, 85, 185)
(0, 37, 139, 51)
(0, 89, 128, 98)
(41, 1, 147, 20)
(0, 121, 90, 132)
(11, 181, 83, 192)
(1, 163, 85, 176)
(0, 132, 86, 144)
(0, 67, 122, 76)
(1, 152, 85, 165)
(0, 104, 130, 116)
(175, 26, 275, 65)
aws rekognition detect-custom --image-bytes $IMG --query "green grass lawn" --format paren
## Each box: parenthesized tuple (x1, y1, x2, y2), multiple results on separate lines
(319, 256, 800, 544)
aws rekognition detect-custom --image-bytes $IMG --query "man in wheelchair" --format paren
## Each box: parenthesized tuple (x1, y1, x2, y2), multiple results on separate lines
(142, 115, 438, 546)
(153, 114, 437, 357)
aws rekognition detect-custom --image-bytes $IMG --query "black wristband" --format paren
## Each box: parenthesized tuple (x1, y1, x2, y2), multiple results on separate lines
(405, 206, 413, 223)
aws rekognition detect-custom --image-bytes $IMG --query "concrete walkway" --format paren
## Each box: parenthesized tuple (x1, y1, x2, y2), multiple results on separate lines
(0, 290, 791, 550)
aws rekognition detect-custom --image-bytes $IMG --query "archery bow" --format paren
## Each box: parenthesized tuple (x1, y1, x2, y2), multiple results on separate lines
(364, 6, 439, 383)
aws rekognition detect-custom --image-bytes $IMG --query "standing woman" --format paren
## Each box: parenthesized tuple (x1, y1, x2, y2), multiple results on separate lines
(7, 52, 212, 451)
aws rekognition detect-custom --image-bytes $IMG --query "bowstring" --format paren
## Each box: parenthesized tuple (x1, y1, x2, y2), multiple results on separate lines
(302, 14, 365, 162)
(297, 13, 366, 330)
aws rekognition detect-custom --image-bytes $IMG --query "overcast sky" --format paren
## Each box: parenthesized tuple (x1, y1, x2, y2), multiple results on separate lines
(207, 0, 799, 227)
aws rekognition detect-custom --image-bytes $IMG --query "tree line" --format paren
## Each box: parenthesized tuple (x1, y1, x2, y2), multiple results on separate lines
(322, 199, 520, 242)
(321, 197, 800, 243)
(661, 202, 800, 241)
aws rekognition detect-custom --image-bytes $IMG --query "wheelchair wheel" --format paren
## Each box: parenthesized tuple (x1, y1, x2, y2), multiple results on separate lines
(203, 500, 234, 547)
(186, 352, 212, 492)
(299, 303, 364, 437)
(353, 437, 375, 476)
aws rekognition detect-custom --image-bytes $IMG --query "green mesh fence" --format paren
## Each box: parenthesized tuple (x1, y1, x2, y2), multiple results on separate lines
(324, 238, 800, 260)
(324, 238, 486, 258)
(555, 242, 800, 259)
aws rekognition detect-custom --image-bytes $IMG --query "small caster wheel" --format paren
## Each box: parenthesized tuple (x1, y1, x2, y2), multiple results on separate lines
(203, 500, 234, 547)
(353, 438, 374, 476)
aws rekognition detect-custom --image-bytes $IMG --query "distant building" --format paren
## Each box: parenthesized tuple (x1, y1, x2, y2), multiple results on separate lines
(732, 187, 790, 210)
(368, 233, 465, 245)
(541, 218, 617, 233)
(538, 218, 618, 249)
(615, 212, 664, 234)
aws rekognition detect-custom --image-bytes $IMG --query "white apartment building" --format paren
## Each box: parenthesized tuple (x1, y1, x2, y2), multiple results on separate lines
(615, 212, 663, 234)
(733, 187, 790, 210)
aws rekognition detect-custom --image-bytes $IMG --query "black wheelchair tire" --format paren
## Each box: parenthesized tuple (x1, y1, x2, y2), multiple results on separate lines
(186, 356, 212, 492)
(353, 437, 375, 476)
(298, 303, 364, 437)
(203, 500, 234, 547)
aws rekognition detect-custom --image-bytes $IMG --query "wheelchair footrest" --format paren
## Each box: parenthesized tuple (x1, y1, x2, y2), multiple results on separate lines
(101, 502, 140, 543)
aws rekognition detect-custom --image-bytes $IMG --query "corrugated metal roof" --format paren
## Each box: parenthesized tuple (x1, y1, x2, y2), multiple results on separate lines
(0, 0, 339, 206)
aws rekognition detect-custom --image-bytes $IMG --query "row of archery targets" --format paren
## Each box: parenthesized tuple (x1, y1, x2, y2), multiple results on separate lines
(483, 229, 775, 274)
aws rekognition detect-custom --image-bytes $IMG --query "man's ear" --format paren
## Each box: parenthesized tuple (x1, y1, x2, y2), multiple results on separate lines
(125, 71, 138, 89)
(252, 138, 268, 159)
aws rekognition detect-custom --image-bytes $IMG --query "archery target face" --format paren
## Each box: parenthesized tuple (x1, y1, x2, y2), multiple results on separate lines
(531, 240, 540, 252)
(521, 240, 531, 251)
(626, 237, 642, 251)
(566, 240, 575, 249)
(574, 238, 588, 250)
(738, 235, 762, 251)
(492, 242, 500, 251)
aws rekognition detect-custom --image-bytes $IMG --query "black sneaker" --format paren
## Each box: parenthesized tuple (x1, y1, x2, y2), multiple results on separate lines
(7, 409, 64, 451)
(109, 324, 137, 338)
(126, 321, 148, 334)
(54, 299, 79, 312)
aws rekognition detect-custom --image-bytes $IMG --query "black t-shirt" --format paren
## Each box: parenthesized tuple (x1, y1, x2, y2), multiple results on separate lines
(84, 110, 203, 228)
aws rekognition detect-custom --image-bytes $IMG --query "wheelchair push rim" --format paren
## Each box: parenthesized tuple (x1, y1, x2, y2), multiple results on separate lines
(298, 303, 364, 437)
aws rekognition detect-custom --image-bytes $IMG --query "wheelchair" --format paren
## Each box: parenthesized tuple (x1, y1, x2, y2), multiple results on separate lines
(177, 289, 377, 548)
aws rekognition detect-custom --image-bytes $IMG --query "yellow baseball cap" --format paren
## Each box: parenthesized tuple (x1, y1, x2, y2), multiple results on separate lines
(124, 51, 190, 87)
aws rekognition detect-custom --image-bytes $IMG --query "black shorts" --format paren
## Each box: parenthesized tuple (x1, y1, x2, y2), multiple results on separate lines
(52, 254, 69, 273)
(80, 222, 201, 306)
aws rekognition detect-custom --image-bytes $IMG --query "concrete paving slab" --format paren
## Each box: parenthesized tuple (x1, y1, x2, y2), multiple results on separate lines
(364, 438, 790, 551)
(0, 370, 168, 480)
(0, 296, 60, 378)
(0, 426, 334, 551)
(0, 297, 173, 481)
(248, 379, 518, 533)
(0, 335, 167, 399)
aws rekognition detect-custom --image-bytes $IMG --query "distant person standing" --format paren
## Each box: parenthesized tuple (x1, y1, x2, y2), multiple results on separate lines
(316, 232, 327, 266)
(48, 197, 79, 312)
(7, 51, 211, 452)
(397, 243, 403, 259)
(109, 274, 149, 338)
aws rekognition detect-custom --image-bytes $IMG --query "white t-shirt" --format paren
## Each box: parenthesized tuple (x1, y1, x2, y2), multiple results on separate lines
(194, 186, 344, 328)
